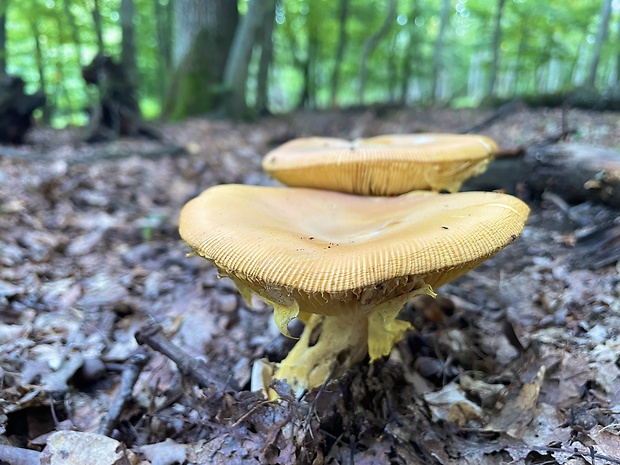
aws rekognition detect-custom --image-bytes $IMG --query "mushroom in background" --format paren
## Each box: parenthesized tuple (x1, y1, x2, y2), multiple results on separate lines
(262, 133, 497, 195)
(179, 184, 529, 396)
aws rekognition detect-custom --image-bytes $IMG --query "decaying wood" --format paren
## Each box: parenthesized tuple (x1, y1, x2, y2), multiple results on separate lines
(0, 444, 41, 465)
(0, 144, 186, 163)
(135, 323, 239, 392)
(82, 54, 161, 143)
(460, 100, 521, 134)
(464, 142, 620, 208)
(0, 75, 45, 144)
(572, 223, 620, 269)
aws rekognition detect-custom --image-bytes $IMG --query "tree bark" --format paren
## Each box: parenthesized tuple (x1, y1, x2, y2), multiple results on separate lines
(164, 0, 238, 119)
(154, 0, 173, 101)
(255, 0, 276, 116)
(0, 1, 7, 79)
(91, 0, 105, 55)
(329, 0, 350, 106)
(30, 19, 50, 122)
(358, 0, 397, 105)
(488, 0, 506, 96)
(223, 0, 272, 119)
(616, 16, 620, 86)
(463, 143, 620, 209)
(400, 0, 419, 104)
(432, 0, 450, 103)
(120, 0, 140, 116)
(61, 0, 82, 61)
(586, 0, 612, 87)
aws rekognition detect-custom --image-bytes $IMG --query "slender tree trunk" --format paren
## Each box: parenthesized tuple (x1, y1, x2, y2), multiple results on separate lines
(400, 0, 419, 104)
(0, 2, 7, 79)
(255, 0, 276, 115)
(30, 19, 51, 122)
(223, 0, 273, 119)
(358, 0, 397, 104)
(488, 0, 506, 96)
(387, 34, 398, 103)
(511, 24, 527, 96)
(120, 0, 140, 116)
(92, 0, 105, 55)
(164, 0, 238, 119)
(432, 0, 450, 103)
(62, 0, 82, 60)
(329, 0, 350, 106)
(586, 0, 612, 87)
(616, 16, 620, 84)
(154, 0, 173, 102)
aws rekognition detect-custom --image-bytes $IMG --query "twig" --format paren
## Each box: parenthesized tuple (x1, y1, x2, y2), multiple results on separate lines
(0, 144, 186, 164)
(135, 322, 239, 391)
(232, 400, 278, 427)
(533, 446, 620, 464)
(460, 100, 520, 134)
(98, 350, 150, 436)
(0, 445, 40, 465)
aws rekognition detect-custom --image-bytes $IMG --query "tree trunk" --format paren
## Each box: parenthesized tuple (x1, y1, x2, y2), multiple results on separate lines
(431, 0, 450, 103)
(586, 0, 612, 87)
(91, 0, 105, 55)
(358, 0, 397, 105)
(164, 0, 238, 119)
(329, 0, 350, 106)
(62, 0, 82, 61)
(387, 34, 398, 103)
(120, 0, 140, 116)
(154, 0, 173, 102)
(255, 0, 276, 116)
(510, 24, 527, 96)
(488, 0, 506, 96)
(30, 19, 51, 123)
(400, 0, 419, 104)
(464, 143, 620, 209)
(616, 15, 620, 85)
(223, 0, 272, 119)
(0, 2, 7, 79)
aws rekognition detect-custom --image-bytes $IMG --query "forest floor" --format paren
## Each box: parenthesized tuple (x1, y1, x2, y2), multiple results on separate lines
(1, 105, 619, 465)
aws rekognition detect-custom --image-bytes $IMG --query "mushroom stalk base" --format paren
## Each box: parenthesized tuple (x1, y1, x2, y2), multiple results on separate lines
(273, 310, 369, 397)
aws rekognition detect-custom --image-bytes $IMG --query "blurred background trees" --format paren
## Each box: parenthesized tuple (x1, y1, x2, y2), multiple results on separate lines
(1, 0, 620, 128)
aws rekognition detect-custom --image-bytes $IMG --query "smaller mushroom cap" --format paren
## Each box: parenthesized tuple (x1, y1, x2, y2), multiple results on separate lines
(262, 133, 497, 195)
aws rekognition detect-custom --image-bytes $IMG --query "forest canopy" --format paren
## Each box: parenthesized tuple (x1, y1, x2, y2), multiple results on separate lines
(1, 0, 619, 127)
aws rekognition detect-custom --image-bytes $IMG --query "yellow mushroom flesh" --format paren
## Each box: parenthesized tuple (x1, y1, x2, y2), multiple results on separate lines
(179, 185, 529, 395)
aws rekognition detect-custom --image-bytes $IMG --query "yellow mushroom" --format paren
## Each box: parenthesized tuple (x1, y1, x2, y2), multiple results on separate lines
(262, 133, 497, 195)
(179, 184, 529, 395)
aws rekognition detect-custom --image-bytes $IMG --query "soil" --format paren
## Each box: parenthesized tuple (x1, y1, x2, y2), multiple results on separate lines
(0, 106, 619, 464)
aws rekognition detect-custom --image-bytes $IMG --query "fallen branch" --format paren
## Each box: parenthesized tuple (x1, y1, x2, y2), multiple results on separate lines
(0, 144, 186, 164)
(135, 323, 239, 392)
(460, 100, 521, 134)
(464, 140, 620, 208)
(98, 350, 150, 436)
(0, 445, 40, 465)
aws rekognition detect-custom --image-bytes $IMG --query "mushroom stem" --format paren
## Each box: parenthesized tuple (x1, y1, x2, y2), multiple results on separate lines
(273, 309, 369, 397)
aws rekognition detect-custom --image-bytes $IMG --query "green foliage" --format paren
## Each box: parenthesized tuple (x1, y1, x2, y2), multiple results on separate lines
(3, 0, 620, 126)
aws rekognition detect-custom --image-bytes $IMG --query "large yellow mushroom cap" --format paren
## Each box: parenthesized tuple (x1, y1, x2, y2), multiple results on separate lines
(261, 133, 498, 195)
(180, 184, 529, 392)
(180, 184, 528, 320)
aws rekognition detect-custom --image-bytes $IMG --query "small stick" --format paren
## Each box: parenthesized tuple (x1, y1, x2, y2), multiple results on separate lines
(135, 323, 238, 391)
(232, 400, 277, 427)
(99, 350, 150, 436)
(0, 445, 40, 465)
